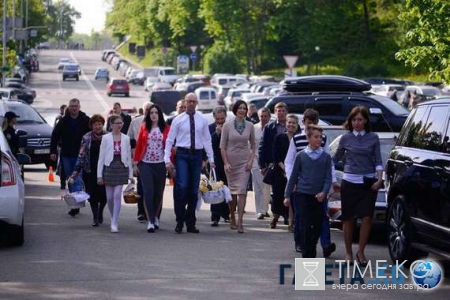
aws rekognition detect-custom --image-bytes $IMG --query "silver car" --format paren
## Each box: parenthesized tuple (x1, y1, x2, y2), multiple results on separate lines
(0, 128, 28, 246)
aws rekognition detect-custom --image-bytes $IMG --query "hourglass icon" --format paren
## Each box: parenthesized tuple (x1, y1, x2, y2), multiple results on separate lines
(302, 262, 319, 286)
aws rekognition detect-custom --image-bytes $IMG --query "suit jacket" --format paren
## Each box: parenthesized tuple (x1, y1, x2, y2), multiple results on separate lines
(97, 133, 133, 179)
(258, 120, 283, 169)
(208, 123, 226, 183)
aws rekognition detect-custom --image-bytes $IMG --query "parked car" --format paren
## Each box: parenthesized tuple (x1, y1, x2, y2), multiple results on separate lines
(107, 78, 130, 97)
(195, 87, 220, 111)
(6, 88, 34, 104)
(403, 85, 442, 101)
(223, 88, 251, 110)
(102, 49, 116, 61)
(62, 63, 80, 81)
(149, 90, 182, 115)
(57, 58, 70, 70)
(0, 88, 18, 100)
(0, 99, 53, 168)
(143, 66, 181, 85)
(371, 84, 405, 99)
(385, 98, 450, 264)
(0, 129, 28, 246)
(265, 76, 409, 132)
(246, 96, 270, 110)
(94, 68, 109, 81)
(4, 82, 36, 98)
(328, 132, 398, 234)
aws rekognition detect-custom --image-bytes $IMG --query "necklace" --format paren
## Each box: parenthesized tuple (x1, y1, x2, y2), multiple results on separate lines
(234, 119, 246, 135)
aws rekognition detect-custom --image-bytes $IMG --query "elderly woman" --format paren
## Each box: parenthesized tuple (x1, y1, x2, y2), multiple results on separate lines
(332, 106, 383, 266)
(72, 114, 107, 227)
(220, 100, 255, 233)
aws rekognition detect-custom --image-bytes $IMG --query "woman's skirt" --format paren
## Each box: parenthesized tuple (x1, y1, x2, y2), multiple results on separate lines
(103, 155, 129, 186)
(340, 180, 377, 220)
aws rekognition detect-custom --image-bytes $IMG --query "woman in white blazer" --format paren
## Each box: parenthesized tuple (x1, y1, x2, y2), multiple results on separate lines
(98, 114, 134, 233)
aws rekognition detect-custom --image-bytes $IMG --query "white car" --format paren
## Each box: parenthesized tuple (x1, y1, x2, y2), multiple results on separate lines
(0, 129, 27, 246)
(195, 87, 220, 111)
(223, 88, 251, 110)
(57, 58, 70, 70)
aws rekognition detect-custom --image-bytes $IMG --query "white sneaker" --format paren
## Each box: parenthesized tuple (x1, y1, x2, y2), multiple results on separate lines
(111, 224, 119, 233)
(154, 217, 160, 229)
(147, 222, 155, 233)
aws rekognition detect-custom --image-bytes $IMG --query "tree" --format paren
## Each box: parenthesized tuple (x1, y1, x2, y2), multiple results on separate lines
(395, 0, 450, 83)
(46, 0, 81, 45)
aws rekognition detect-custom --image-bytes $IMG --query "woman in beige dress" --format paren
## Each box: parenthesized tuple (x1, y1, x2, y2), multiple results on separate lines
(220, 100, 255, 233)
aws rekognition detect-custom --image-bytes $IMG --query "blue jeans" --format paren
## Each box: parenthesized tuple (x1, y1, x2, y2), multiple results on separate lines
(61, 156, 83, 193)
(174, 149, 203, 228)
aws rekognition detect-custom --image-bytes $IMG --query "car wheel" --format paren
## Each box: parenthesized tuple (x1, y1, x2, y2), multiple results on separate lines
(7, 218, 24, 247)
(125, 93, 129, 97)
(62, 77, 65, 81)
(387, 196, 427, 266)
(76, 76, 79, 81)
(107, 93, 111, 97)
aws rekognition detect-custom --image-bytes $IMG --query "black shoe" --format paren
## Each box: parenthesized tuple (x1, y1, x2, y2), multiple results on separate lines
(92, 221, 99, 227)
(323, 243, 336, 258)
(68, 209, 78, 217)
(137, 214, 147, 222)
(187, 227, 200, 233)
(98, 215, 103, 224)
(211, 221, 219, 227)
(257, 213, 264, 220)
(174, 223, 183, 234)
(295, 245, 303, 253)
(265, 212, 270, 218)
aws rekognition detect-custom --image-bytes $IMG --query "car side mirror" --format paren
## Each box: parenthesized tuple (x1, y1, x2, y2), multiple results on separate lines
(16, 153, 31, 165)
(369, 108, 383, 115)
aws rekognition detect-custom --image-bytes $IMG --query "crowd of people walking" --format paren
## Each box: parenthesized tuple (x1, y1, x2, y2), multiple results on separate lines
(45, 94, 383, 263)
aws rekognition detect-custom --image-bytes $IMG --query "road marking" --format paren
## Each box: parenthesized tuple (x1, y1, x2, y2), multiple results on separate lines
(70, 51, 110, 114)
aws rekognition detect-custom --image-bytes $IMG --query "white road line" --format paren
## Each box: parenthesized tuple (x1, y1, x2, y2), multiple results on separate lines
(69, 51, 110, 114)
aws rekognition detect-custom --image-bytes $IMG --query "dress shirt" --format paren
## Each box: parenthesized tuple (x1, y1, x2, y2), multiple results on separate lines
(127, 115, 144, 141)
(304, 145, 323, 160)
(164, 112, 214, 164)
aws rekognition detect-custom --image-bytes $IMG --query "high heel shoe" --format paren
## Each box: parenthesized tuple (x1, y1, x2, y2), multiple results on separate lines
(356, 252, 368, 268)
(237, 224, 244, 234)
(230, 215, 237, 230)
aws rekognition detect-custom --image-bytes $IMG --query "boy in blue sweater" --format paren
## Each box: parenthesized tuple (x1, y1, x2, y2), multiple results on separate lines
(284, 125, 332, 258)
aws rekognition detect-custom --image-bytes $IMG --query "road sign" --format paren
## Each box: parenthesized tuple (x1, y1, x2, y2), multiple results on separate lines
(190, 46, 197, 53)
(1, 66, 10, 72)
(30, 29, 38, 38)
(128, 43, 136, 54)
(136, 46, 146, 59)
(190, 53, 197, 61)
(177, 55, 189, 74)
(284, 68, 297, 78)
(283, 55, 299, 69)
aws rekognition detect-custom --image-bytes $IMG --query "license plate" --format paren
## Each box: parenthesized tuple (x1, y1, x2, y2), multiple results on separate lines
(34, 149, 50, 154)
(377, 213, 386, 221)
(116, 86, 123, 89)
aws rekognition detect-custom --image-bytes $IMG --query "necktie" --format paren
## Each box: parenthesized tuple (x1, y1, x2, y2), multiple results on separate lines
(189, 113, 195, 151)
(357, 133, 362, 143)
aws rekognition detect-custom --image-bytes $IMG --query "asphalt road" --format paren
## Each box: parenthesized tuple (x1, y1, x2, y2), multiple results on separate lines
(0, 50, 448, 299)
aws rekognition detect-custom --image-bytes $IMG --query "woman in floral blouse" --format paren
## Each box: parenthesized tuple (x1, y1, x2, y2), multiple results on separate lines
(72, 114, 107, 227)
(133, 104, 170, 233)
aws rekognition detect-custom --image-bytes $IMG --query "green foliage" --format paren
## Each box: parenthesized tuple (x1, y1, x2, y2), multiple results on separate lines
(203, 42, 243, 75)
(395, 0, 450, 84)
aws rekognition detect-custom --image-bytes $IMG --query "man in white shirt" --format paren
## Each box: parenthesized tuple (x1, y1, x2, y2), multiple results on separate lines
(252, 107, 272, 219)
(165, 93, 215, 234)
(128, 101, 152, 222)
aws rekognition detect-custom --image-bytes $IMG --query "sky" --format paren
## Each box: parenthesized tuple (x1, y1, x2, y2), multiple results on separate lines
(67, 0, 110, 35)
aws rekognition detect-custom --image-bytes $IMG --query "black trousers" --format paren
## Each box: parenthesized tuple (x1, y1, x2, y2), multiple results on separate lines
(298, 193, 323, 258)
(211, 201, 230, 222)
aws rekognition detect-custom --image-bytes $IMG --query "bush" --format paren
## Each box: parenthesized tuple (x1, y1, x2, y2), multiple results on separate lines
(204, 42, 243, 75)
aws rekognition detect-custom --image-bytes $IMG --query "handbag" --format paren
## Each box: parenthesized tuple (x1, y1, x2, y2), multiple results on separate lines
(262, 163, 275, 185)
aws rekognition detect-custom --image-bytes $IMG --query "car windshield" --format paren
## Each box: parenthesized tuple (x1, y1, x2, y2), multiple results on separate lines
(60, 58, 70, 63)
(6, 104, 45, 124)
(65, 65, 78, 71)
(370, 95, 409, 115)
(164, 69, 176, 75)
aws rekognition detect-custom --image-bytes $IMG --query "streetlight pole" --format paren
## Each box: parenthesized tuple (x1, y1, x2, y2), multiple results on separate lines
(59, 2, 63, 49)
(2, 0, 7, 87)
(24, 0, 28, 49)
(315, 46, 320, 75)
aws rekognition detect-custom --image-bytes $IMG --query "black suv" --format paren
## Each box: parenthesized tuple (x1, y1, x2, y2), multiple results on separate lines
(385, 98, 450, 264)
(265, 76, 409, 132)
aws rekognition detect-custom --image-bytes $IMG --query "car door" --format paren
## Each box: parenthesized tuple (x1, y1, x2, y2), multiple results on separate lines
(313, 98, 344, 125)
(432, 107, 450, 251)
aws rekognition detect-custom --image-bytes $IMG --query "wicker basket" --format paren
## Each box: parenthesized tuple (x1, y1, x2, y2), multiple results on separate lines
(201, 168, 225, 204)
(123, 183, 140, 204)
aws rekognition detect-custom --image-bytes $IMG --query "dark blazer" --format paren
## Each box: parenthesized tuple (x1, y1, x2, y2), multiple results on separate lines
(258, 120, 283, 169)
(50, 111, 90, 157)
(208, 123, 226, 183)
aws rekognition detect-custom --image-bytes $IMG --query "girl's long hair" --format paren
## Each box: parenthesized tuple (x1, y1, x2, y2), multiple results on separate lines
(145, 104, 166, 133)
